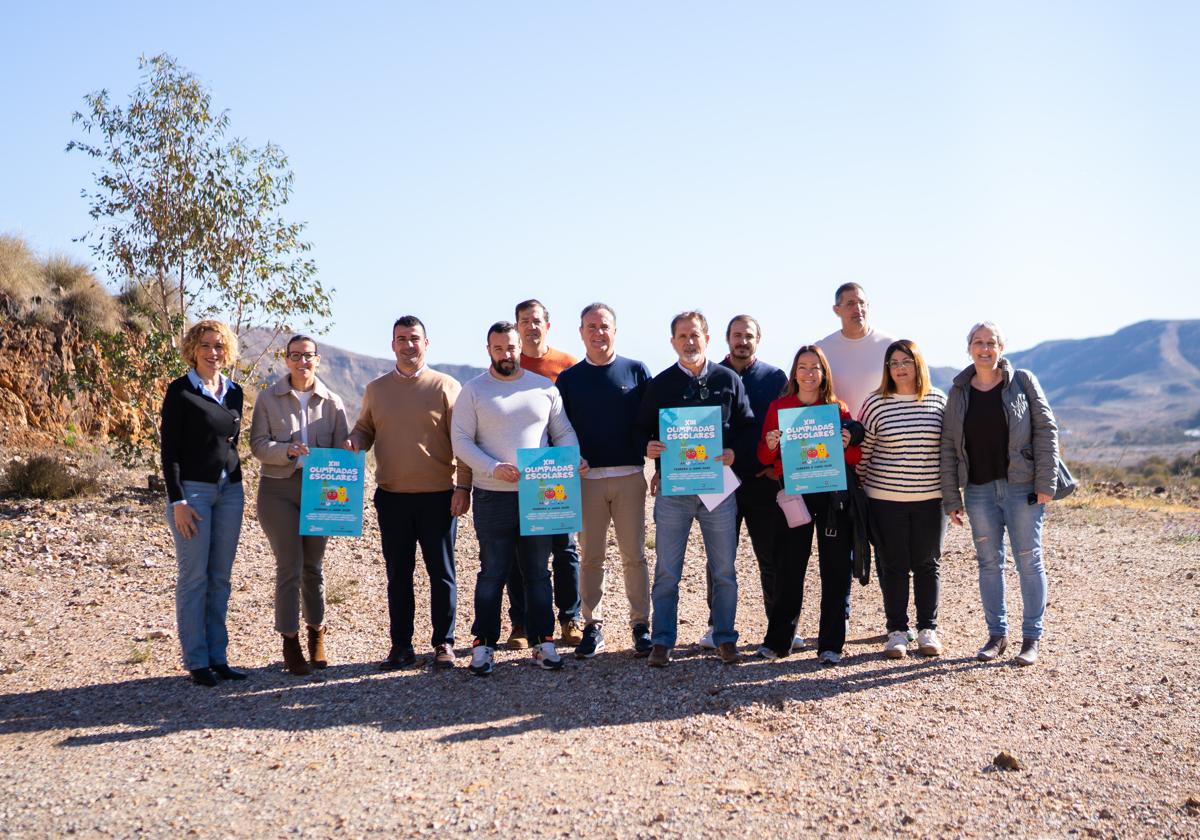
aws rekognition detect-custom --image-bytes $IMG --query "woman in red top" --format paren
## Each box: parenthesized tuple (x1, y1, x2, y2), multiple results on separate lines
(756, 345, 862, 664)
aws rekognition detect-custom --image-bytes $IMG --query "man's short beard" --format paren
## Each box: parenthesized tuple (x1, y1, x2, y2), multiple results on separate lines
(492, 359, 517, 376)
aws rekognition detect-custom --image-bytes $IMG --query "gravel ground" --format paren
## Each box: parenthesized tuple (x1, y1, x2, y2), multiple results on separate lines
(1, 464, 1199, 839)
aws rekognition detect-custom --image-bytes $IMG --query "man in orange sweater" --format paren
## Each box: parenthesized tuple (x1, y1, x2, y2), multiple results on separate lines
(506, 298, 584, 647)
(347, 316, 472, 671)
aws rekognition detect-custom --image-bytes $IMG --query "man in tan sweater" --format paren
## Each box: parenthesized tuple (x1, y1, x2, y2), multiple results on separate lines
(347, 316, 472, 670)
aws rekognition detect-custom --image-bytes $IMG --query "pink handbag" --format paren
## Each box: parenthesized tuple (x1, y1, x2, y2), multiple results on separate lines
(776, 489, 811, 528)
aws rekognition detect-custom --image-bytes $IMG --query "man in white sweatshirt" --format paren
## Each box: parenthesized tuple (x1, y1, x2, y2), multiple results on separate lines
(451, 321, 583, 676)
(816, 283, 895, 422)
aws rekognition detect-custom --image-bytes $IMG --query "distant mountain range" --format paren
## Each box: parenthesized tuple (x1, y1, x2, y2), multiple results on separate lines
(248, 320, 1200, 447)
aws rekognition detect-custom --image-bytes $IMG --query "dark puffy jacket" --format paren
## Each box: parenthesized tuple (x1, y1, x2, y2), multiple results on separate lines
(939, 358, 1059, 514)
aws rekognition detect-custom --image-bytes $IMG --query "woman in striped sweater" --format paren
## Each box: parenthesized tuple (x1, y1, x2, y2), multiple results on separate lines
(857, 339, 948, 659)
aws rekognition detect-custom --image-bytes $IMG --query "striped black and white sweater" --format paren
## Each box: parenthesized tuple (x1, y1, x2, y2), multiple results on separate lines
(857, 389, 947, 502)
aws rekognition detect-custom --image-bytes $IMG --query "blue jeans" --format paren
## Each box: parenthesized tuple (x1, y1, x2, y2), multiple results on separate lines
(471, 489, 554, 647)
(507, 530, 581, 625)
(165, 478, 244, 670)
(650, 493, 738, 648)
(964, 479, 1047, 640)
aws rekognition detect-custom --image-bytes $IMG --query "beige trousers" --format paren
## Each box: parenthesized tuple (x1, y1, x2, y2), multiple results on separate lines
(579, 472, 650, 626)
(257, 473, 328, 634)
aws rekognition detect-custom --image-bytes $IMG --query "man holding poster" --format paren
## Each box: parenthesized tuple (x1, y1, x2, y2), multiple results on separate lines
(347, 316, 472, 672)
(636, 311, 754, 667)
(451, 321, 584, 677)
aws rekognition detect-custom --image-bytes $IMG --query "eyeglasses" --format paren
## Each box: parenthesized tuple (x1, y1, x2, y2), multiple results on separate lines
(685, 375, 710, 401)
(886, 359, 915, 369)
(287, 352, 319, 362)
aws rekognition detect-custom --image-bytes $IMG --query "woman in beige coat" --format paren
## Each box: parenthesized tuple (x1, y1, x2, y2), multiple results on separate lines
(250, 335, 350, 675)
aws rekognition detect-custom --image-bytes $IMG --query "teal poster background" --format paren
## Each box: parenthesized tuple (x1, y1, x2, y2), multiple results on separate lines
(778, 404, 847, 494)
(299, 448, 365, 536)
(658, 405, 723, 495)
(517, 445, 582, 536)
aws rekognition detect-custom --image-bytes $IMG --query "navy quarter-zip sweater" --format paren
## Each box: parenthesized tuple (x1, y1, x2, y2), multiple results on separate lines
(635, 361, 755, 474)
(556, 355, 652, 468)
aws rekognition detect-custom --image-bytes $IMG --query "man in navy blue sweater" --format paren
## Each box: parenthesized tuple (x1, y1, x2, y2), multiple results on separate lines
(636, 311, 755, 667)
(716, 316, 790, 631)
(555, 303, 653, 658)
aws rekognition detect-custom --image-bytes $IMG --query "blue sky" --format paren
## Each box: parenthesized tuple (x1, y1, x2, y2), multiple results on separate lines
(3, 2, 1197, 372)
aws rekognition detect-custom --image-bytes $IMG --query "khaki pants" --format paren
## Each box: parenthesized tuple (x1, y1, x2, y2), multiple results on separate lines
(579, 472, 650, 626)
(258, 473, 328, 634)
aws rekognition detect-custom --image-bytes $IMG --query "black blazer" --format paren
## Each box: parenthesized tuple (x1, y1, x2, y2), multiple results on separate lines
(160, 374, 244, 503)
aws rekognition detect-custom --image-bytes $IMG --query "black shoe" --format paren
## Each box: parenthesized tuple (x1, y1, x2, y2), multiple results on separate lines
(189, 667, 218, 687)
(576, 623, 605, 659)
(210, 663, 247, 680)
(976, 635, 1008, 662)
(379, 646, 417, 671)
(631, 623, 653, 657)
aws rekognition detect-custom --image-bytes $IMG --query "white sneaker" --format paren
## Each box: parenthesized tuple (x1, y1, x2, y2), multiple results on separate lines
(532, 641, 564, 670)
(884, 631, 908, 659)
(756, 645, 779, 660)
(791, 634, 807, 652)
(917, 629, 944, 657)
(696, 626, 716, 650)
(468, 645, 494, 677)
(818, 650, 841, 665)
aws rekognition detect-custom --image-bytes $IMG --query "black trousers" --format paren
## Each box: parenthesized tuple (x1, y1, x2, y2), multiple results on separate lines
(762, 492, 852, 655)
(870, 497, 946, 632)
(374, 489, 457, 651)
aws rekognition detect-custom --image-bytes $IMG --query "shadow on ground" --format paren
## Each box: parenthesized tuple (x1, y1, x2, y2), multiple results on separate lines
(1, 645, 1005, 747)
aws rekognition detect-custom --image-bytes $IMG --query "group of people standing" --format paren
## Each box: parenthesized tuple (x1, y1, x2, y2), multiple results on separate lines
(160, 284, 1061, 686)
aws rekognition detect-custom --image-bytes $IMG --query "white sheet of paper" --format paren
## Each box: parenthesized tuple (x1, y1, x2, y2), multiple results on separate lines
(699, 466, 741, 512)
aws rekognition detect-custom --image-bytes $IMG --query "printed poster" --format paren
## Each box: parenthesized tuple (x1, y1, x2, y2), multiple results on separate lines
(299, 448, 365, 536)
(658, 406, 723, 496)
(778, 404, 847, 494)
(517, 445, 582, 536)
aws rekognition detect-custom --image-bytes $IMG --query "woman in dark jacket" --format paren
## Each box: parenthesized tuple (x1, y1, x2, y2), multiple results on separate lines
(161, 319, 247, 686)
(755, 345, 863, 665)
(940, 321, 1059, 666)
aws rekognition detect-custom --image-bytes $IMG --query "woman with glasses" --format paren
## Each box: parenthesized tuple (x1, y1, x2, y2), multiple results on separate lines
(161, 320, 248, 686)
(755, 345, 863, 665)
(857, 340, 947, 660)
(940, 322, 1059, 666)
(250, 335, 350, 675)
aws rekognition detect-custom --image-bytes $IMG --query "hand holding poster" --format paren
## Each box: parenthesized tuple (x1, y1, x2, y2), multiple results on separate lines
(778, 404, 847, 494)
(518, 445, 582, 536)
(658, 406, 723, 495)
(300, 448, 366, 536)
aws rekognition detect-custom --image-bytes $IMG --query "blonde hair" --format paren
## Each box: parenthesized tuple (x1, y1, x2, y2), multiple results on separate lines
(181, 319, 238, 370)
(875, 339, 932, 400)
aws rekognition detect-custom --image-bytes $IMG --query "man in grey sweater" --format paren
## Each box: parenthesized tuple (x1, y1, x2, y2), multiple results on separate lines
(451, 321, 583, 676)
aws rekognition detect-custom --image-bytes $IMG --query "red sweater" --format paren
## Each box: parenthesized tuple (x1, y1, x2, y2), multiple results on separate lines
(757, 394, 861, 480)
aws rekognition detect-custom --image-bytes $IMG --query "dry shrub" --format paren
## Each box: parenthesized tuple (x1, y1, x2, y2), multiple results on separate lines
(118, 279, 184, 332)
(3, 455, 99, 500)
(63, 280, 122, 334)
(43, 254, 94, 294)
(0, 234, 51, 313)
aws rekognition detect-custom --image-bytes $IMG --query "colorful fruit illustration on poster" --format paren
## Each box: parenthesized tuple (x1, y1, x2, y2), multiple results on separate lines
(553, 484, 566, 501)
(815, 443, 829, 459)
(336, 486, 349, 502)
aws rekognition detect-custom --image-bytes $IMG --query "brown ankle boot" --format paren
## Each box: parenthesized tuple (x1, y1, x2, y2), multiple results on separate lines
(306, 625, 328, 669)
(282, 634, 311, 675)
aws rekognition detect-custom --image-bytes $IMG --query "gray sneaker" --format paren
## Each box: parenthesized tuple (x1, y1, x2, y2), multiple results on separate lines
(576, 623, 605, 659)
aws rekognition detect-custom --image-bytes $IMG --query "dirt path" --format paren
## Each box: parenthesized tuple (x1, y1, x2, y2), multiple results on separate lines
(2, 471, 1198, 838)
